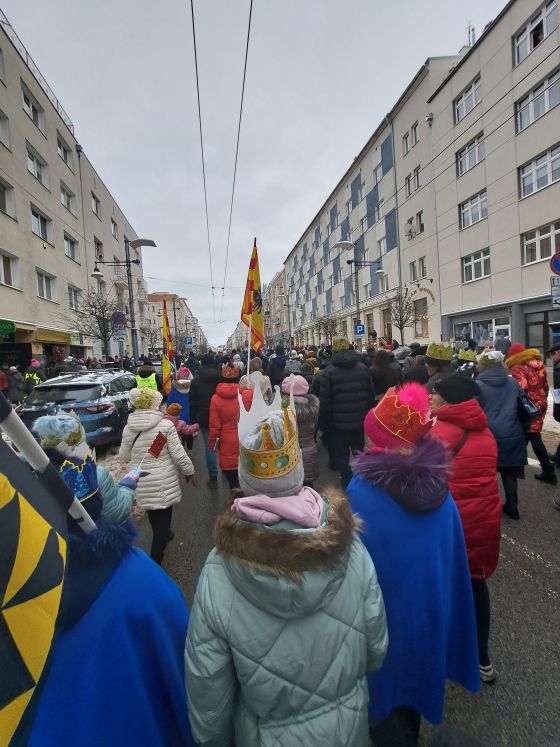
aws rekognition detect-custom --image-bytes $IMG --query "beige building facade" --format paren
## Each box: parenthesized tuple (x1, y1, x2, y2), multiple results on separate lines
(145, 292, 207, 357)
(0, 10, 149, 368)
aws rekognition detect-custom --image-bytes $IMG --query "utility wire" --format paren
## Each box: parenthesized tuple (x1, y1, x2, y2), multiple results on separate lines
(190, 0, 216, 321)
(219, 0, 254, 323)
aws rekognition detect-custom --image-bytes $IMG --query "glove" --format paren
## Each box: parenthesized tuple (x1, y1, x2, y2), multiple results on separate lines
(119, 466, 149, 490)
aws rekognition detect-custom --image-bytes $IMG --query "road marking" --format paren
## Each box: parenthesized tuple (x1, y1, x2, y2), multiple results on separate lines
(500, 557, 560, 602)
(501, 532, 560, 574)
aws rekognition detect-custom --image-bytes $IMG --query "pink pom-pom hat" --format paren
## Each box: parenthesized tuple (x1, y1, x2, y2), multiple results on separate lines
(364, 383, 433, 448)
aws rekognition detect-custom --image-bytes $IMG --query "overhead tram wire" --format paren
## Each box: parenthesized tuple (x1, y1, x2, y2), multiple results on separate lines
(190, 0, 217, 322)
(219, 0, 254, 323)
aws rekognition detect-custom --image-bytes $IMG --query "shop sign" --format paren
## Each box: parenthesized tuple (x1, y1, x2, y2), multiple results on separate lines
(0, 319, 16, 336)
(35, 328, 71, 344)
(409, 287, 436, 303)
(69, 331, 83, 344)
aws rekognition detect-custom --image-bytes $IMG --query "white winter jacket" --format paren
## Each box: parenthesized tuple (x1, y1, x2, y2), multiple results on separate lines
(119, 409, 194, 510)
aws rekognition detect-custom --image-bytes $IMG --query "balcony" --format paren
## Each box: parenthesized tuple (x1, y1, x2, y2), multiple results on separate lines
(113, 265, 128, 288)
(137, 286, 148, 304)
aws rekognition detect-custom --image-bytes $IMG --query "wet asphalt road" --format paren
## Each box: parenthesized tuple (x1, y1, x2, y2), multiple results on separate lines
(135, 432, 560, 746)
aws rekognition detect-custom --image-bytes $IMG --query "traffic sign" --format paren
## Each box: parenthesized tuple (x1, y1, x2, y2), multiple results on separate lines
(550, 253, 560, 275)
(355, 323, 365, 337)
(184, 336, 193, 346)
(551, 277, 560, 308)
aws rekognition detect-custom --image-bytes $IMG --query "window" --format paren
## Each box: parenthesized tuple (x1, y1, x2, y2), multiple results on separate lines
(91, 192, 101, 217)
(413, 165, 421, 190)
(369, 199, 384, 225)
(514, 1, 558, 65)
(462, 248, 490, 282)
(111, 218, 118, 239)
(454, 77, 481, 123)
(36, 271, 56, 301)
(345, 198, 352, 216)
(517, 70, 560, 131)
(460, 191, 487, 229)
(405, 174, 412, 197)
(64, 233, 79, 262)
(68, 285, 80, 310)
(60, 182, 76, 214)
(521, 221, 560, 263)
(373, 163, 383, 185)
(419, 256, 427, 278)
(341, 320, 348, 337)
(94, 237, 103, 260)
(411, 122, 419, 146)
(410, 261, 418, 282)
(403, 131, 410, 155)
(520, 145, 560, 196)
(0, 110, 9, 149)
(378, 236, 387, 256)
(0, 48, 4, 82)
(457, 134, 485, 175)
(414, 298, 429, 337)
(26, 145, 48, 186)
(0, 251, 18, 288)
(0, 178, 15, 218)
(379, 273, 389, 292)
(416, 211, 425, 234)
(22, 86, 45, 133)
(57, 133, 73, 169)
(31, 207, 52, 242)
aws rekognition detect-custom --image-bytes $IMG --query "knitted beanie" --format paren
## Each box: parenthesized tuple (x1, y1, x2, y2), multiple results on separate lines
(507, 343, 525, 357)
(332, 337, 350, 352)
(478, 350, 504, 368)
(239, 410, 304, 498)
(365, 383, 433, 449)
(166, 402, 182, 416)
(129, 387, 163, 410)
(281, 375, 309, 397)
(432, 373, 478, 404)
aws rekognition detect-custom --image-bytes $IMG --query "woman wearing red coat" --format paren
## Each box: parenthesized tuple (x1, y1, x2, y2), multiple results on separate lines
(505, 343, 556, 485)
(430, 373, 501, 685)
(209, 364, 253, 492)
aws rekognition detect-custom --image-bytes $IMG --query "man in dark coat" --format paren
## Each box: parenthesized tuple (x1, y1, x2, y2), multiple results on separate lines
(318, 338, 374, 487)
(189, 353, 221, 485)
(267, 345, 288, 388)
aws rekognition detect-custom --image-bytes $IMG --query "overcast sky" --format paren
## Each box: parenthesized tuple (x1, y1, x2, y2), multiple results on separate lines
(3, 0, 506, 345)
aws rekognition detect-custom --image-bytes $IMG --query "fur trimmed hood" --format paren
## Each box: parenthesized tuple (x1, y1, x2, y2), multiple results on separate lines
(505, 347, 541, 368)
(351, 437, 450, 513)
(293, 393, 319, 424)
(213, 490, 360, 617)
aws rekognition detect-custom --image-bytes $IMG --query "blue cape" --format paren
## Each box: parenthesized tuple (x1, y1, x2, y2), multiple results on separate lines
(347, 465, 480, 724)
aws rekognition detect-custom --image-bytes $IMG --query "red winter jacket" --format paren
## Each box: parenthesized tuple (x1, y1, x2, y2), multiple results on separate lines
(209, 384, 253, 471)
(506, 348, 548, 432)
(431, 398, 501, 579)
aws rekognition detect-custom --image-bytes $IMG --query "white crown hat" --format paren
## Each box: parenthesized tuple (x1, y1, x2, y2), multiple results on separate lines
(237, 371, 294, 443)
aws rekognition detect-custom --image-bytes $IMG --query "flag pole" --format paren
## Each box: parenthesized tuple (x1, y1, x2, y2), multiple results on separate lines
(247, 313, 252, 373)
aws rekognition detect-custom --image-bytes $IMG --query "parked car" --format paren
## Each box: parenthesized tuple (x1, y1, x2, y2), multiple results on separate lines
(16, 370, 137, 446)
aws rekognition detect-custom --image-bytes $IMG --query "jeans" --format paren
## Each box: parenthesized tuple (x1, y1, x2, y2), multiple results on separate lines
(526, 431, 554, 473)
(471, 578, 491, 667)
(147, 506, 173, 564)
(200, 427, 218, 477)
(329, 427, 365, 488)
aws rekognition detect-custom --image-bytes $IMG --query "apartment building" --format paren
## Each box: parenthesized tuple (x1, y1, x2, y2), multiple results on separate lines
(264, 270, 290, 348)
(280, 0, 560, 357)
(0, 10, 149, 369)
(145, 292, 207, 356)
(430, 0, 560, 353)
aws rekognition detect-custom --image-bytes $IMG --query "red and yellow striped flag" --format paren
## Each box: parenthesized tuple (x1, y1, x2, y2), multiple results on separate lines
(240, 239, 264, 352)
(161, 300, 174, 395)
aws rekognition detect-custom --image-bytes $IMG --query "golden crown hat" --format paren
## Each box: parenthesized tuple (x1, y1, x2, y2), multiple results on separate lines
(458, 348, 477, 362)
(238, 373, 300, 479)
(425, 341, 453, 362)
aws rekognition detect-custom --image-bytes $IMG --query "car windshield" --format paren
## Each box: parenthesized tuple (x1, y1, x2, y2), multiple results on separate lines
(26, 385, 102, 405)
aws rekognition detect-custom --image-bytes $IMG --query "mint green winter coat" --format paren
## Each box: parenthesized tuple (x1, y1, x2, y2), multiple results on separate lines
(185, 491, 388, 747)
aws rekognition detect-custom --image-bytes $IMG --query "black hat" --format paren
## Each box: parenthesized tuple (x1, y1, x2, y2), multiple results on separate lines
(275, 345, 285, 356)
(409, 344, 428, 357)
(432, 372, 478, 404)
(409, 342, 421, 351)
(547, 342, 560, 354)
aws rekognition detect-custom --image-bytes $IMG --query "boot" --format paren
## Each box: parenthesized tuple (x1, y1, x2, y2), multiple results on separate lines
(535, 470, 557, 485)
(502, 496, 519, 520)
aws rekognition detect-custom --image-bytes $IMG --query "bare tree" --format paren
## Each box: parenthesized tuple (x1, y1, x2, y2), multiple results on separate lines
(64, 284, 126, 357)
(314, 315, 340, 345)
(140, 325, 162, 357)
(384, 287, 416, 344)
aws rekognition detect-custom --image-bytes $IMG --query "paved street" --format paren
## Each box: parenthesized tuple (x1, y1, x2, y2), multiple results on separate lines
(135, 431, 560, 746)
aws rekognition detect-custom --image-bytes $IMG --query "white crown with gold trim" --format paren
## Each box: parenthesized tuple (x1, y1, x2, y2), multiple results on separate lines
(238, 372, 299, 480)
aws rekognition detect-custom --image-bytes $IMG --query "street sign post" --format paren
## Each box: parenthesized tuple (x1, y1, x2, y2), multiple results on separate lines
(550, 253, 560, 276)
(184, 336, 193, 347)
(354, 323, 365, 337)
(551, 276, 560, 308)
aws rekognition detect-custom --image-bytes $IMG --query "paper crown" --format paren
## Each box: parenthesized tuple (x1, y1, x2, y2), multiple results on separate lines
(426, 342, 453, 362)
(222, 364, 240, 379)
(59, 453, 98, 501)
(238, 372, 299, 479)
(458, 348, 477, 362)
(372, 386, 433, 444)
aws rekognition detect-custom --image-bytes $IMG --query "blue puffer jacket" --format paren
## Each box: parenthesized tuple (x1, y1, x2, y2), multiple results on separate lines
(476, 366, 527, 469)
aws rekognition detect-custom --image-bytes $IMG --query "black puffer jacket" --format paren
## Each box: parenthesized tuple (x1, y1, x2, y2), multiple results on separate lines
(267, 355, 288, 388)
(318, 350, 374, 431)
(189, 364, 221, 428)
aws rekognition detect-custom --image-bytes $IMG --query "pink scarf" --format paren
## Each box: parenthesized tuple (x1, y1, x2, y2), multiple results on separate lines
(232, 487, 324, 528)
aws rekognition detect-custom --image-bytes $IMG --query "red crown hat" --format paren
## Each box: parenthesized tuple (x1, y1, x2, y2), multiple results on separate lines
(367, 385, 433, 447)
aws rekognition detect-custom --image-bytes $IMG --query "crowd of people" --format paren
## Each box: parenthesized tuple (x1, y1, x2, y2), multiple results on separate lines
(5, 333, 560, 746)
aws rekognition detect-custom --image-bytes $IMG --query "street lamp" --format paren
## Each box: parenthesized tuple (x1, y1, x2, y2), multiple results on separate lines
(332, 240, 384, 352)
(91, 237, 156, 362)
(279, 286, 292, 349)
